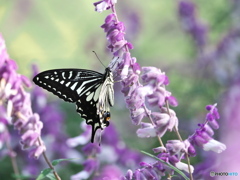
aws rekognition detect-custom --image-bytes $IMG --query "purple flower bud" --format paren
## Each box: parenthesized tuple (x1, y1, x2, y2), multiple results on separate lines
(94, 0, 117, 13)
(152, 146, 166, 153)
(176, 161, 194, 173)
(203, 139, 226, 153)
(192, 130, 209, 147)
(132, 62, 141, 74)
(141, 67, 167, 85)
(152, 110, 178, 137)
(136, 122, 156, 138)
(115, 21, 125, 32)
(139, 161, 153, 168)
(166, 140, 186, 158)
(146, 87, 166, 107)
(130, 107, 146, 125)
(28, 144, 46, 159)
(126, 86, 152, 110)
(187, 143, 196, 156)
(166, 95, 178, 107)
(134, 169, 146, 180)
(126, 42, 134, 50)
(101, 20, 116, 33)
(151, 112, 170, 137)
(105, 13, 115, 23)
(125, 169, 133, 180)
(198, 123, 214, 136)
(120, 52, 131, 79)
(110, 39, 127, 53)
(121, 73, 139, 96)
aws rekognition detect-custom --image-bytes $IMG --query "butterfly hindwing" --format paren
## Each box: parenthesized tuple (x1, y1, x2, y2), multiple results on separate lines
(76, 95, 102, 143)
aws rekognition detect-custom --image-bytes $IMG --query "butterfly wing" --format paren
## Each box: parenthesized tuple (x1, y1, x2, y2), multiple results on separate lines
(33, 68, 114, 143)
(76, 95, 102, 143)
(33, 69, 103, 103)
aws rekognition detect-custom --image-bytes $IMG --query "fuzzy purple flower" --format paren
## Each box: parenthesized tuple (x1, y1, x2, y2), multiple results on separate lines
(212, 29, 240, 84)
(188, 104, 226, 154)
(178, 0, 208, 50)
(0, 33, 46, 159)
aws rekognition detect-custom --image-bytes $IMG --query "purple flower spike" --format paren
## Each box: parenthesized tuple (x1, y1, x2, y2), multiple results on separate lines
(205, 104, 220, 129)
(94, 0, 117, 13)
(91, 1, 227, 179)
(188, 104, 226, 154)
(178, 0, 208, 49)
(0, 34, 46, 159)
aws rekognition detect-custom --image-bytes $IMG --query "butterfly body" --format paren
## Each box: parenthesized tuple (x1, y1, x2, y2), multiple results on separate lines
(33, 67, 114, 142)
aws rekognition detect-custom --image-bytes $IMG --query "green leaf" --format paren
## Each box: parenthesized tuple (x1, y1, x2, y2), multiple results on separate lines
(12, 174, 33, 179)
(51, 158, 77, 166)
(141, 151, 190, 180)
(46, 173, 57, 180)
(36, 168, 52, 180)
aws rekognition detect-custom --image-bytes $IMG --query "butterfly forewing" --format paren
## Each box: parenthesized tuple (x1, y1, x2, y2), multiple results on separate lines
(33, 69, 103, 102)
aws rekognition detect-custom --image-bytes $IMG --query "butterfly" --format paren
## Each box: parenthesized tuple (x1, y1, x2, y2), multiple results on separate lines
(33, 67, 114, 143)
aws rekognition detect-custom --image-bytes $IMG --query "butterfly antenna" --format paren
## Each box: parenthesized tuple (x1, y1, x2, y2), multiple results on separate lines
(92, 51, 106, 68)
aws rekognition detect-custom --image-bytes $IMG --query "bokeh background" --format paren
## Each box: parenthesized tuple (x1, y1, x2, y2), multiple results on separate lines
(1, 0, 240, 179)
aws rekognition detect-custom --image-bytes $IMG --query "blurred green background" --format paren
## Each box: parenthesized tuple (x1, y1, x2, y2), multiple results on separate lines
(1, 0, 238, 179)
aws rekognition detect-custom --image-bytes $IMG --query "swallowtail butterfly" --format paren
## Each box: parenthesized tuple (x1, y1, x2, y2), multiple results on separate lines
(33, 67, 114, 143)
